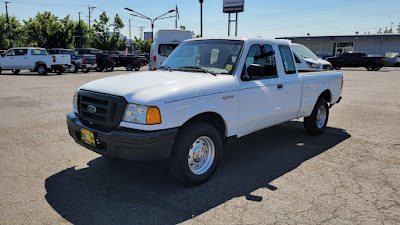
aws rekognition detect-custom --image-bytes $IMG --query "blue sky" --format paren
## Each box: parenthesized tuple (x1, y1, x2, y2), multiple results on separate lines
(1, 0, 399, 39)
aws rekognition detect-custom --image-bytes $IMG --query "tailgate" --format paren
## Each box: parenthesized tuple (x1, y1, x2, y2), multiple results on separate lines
(54, 55, 71, 64)
(82, 55, 96, 64)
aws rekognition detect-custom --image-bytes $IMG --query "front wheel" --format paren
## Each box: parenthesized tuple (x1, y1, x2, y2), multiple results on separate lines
(373, 67, 380, 71)
(304, 98, 329, 135)
(334, 66, 341, 70)
(135, 66, 140, 71)
(12, 69, 20, 75)
(169, 122, 222, 186)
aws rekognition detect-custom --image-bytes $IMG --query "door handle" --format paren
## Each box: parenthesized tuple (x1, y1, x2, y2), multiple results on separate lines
(277, 84, 283, 89)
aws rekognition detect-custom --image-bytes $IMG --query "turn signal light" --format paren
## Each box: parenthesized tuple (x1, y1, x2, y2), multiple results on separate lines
(52, 55, 56, 62)
(146, 106, 161, 125)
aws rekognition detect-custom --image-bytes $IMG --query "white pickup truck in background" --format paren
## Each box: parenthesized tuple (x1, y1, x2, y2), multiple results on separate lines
(67, 38, 343, 186)
(0, 47, 71, 75)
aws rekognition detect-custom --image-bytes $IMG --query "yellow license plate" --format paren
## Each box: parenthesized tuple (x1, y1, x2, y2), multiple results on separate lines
(81, 128, 95, 146)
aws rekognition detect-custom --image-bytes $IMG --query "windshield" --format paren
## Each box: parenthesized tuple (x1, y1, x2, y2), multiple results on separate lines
(161, 40, 243, 75)
(291, 44, 318, 59)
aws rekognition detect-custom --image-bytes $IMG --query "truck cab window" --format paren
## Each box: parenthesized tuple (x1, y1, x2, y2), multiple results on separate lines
(15, 49, 28, 56)
(243, 44, 277, 78)
(5, 50, 15, 56)
(278, 45, 296, 74)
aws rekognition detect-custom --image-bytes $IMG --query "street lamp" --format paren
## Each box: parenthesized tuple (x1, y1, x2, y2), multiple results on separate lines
(125, 8, 176, 42)
(199, 0, 203, 37)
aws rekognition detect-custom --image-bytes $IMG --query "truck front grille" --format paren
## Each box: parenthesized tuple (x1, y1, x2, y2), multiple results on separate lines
(77, 90, 127, 131)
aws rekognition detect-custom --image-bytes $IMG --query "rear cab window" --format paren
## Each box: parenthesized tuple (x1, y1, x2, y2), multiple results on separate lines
(278, 45, 296, 74)
(158, 44, 179, 57)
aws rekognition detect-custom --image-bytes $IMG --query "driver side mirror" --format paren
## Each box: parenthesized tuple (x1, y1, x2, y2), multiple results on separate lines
(242, 64, 263, 81)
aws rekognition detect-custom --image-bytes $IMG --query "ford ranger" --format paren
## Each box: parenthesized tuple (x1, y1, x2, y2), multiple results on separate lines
(67, 38, 343, 186)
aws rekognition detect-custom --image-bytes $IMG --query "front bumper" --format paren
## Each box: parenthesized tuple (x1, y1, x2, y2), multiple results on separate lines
(66, 112, 178, 161)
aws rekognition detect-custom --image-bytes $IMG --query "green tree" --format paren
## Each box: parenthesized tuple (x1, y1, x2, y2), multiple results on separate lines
(0, 14, 24, 49)
(23, 12, 77, 48)
(74, 19, 91, 48)
(133, 36, 151, 53)
(92, 12, 126, 50)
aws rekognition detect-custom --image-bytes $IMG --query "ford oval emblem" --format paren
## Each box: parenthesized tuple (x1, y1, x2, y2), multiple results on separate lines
(87, 105, 97, 114)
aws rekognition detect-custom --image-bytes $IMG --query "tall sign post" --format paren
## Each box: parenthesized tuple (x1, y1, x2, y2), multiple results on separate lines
(223, 0, 244, 36)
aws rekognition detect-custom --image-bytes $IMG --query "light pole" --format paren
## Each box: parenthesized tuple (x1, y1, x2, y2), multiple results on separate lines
(5, 1, 12, 47)
(125, 8, 175, 42)
(199, 0, 203, 37)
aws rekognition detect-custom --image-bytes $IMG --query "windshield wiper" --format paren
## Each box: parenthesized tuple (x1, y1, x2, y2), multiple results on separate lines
(178, 66, 217, 76)
(159, 66, 173, 72)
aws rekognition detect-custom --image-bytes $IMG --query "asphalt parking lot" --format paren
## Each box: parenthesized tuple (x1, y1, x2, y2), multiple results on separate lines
(0, 67, 399, 224)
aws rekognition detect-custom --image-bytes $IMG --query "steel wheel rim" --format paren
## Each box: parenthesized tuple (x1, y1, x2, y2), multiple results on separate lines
(69, 64, 75, 72)
(38, 66, 45, 74)
(127, 64, 132, 70)
(316, 105, 327, 128)
(188, 136, 215, 175)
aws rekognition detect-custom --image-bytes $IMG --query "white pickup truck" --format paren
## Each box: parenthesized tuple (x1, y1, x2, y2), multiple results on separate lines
(67, 38, 343, 185)
(0, 47, 71, 75)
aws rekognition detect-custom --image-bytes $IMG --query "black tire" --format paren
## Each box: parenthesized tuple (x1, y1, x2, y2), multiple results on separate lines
(169, 122, 222, 186)
(304, 98, 329, 135)
(12, 69, 20, 75)
(0, 67, 2, 74)
(373, 67, 380, 71)
(126, 63, 133, 71)
(334, 66, 341, 70)
(135, 66, 140, 71)
(83, 68, 90, 73)
(109, 66, 114, 71)
(37, 65, 47, 75)
(57, 70, 62, 75)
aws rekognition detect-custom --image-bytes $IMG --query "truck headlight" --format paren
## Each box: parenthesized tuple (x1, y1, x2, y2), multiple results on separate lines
(307, 62, 320, 69)
(73, 92, 78, 109)
(123, 104, 161, 125)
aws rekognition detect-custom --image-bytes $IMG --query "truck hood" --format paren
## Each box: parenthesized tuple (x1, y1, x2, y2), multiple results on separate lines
(79, 71, 237, 104)
(304, 58, 331, 65)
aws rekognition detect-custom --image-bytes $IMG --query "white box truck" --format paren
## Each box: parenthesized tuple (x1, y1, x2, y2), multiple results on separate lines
(149, 29, 192, 71)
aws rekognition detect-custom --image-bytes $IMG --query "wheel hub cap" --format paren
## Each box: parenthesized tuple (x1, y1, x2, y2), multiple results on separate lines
(188, 136, 215, 175)
(316, 105, 327, 128)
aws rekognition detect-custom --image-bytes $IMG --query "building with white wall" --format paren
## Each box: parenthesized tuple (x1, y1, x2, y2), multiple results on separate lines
(276, 34, 400, 59)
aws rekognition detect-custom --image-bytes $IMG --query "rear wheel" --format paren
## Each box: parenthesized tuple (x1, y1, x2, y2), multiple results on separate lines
(366, 64, 375, 71)
(334, 66, 341, 70)
(0, 67, 2, 74)
(83, 68, 90, 73)
(135, 65, 140, 71)
(69, 63, 77, 73)
(12, 69, 20, 75)
(373, 67, 380, 71)
(126, 63, 133, 71)
(37, 65, 47, 75)
(304, 98, 329, 135)
(169, 122, 222, 186)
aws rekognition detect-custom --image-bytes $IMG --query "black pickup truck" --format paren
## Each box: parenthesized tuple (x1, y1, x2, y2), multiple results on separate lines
(327, 52, 384, 71)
